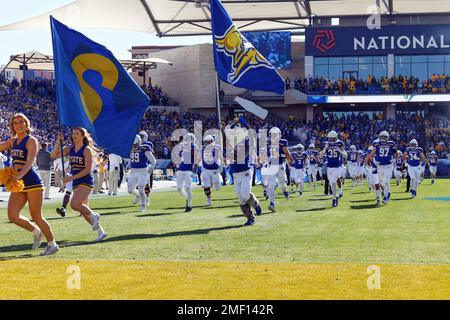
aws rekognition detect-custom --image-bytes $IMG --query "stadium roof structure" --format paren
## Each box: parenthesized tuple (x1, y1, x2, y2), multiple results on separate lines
(0, 0, 449, 37)
(1, 51, 172, 72)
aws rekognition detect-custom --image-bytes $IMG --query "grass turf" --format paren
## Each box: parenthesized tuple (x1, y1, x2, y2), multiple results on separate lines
(0, 179, 449, 299)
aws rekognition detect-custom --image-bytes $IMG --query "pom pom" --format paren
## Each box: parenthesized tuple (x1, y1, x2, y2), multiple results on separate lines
(0, 167, 25, 192)
(6, 179, 24, 193)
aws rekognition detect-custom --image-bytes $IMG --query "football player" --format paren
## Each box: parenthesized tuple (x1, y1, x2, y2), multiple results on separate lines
(403, 139, 426, 198)
(368, 131, 396, 204)
(321, 131, 347, 207)
(201, 135, 223, 206)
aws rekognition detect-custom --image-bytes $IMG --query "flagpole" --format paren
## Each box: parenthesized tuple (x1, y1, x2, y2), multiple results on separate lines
(215, 72, 222, 129)
(58, 122, 66, 181)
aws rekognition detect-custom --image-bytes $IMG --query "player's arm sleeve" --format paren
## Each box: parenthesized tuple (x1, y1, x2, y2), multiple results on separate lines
(145, 151, 156, 169)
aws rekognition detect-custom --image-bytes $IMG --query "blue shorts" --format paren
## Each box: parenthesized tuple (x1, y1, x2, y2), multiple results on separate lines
(72, 172, 94, 191)
(21, 169, 44, 193)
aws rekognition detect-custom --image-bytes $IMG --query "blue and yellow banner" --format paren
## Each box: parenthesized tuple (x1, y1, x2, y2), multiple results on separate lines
(50, 17, 150, 157)
(210, 0, 285, 95)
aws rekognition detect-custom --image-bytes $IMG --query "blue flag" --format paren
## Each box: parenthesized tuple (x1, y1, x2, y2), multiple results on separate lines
(50, 17, 150, 157)
(210, 0, 285, 95)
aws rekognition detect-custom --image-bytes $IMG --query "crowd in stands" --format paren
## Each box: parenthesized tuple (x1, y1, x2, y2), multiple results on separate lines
(286, 74, 450, 95)
(1, 78, 449, 161)
(140, 84, 171, 106)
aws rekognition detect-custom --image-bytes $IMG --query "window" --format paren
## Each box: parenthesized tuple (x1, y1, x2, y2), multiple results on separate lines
(394, 55, 449, 81)
(314, 55, 387, 79)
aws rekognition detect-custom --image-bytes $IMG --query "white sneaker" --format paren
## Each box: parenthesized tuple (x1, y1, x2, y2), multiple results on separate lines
(40, 244, 59, 256)
(207, 198, 213, 206)
(91, 213, 100, 231)
(32, 231, 42, 250)
(132, 195, 140, 205)
(95, 232, 108, 242)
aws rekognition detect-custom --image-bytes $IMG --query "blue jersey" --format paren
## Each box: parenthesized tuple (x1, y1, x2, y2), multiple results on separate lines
(11, 135, 44, 192)
(178, 143, 198, 172)
(292, 151, 308, 169)
(428, 154, 438, 167)
(405, 147, 423, 167)
(202, 144, 221, 170)
(130, 146, 149, 169)
(142, 141, 153, 153)
(347, 151, 358, 163)
(373, 139, 396, 165)
(11, 136, 30, 167)
(229, 138, 251, 174)
(306, 149, 318, 165)
(325, 140, 344, 168)
(69, 145, 88, 175)
(267, 138, 288, 165)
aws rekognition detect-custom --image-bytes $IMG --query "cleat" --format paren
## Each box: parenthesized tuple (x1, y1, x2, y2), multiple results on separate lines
(255, 203, 262, 216)
(140, 205, 146, 212)
(207, 198, 213, 207)
(268, 202, 276, 212)
(411, 190, 417, 198)
(244, 218, 255, 226)
(332, 198, 337, 207)
(56, 207, 66, 218)
(299, 191, 303, 197)
(40, 245, 59, 256)
(382, 196, 388, 204)
(95, 232, 108, 242)
(32, 231, 42, 250)
(132, 195, 139, 205)
(185, 206, 192, 213)
(90, 213, 100, 231)
(283, 191, 289, 199)
(339, 192, 343, 198)
(376, 199, 381, 207)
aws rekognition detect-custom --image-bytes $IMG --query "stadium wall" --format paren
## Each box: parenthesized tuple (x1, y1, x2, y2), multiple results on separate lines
(130, 42, 305, 113)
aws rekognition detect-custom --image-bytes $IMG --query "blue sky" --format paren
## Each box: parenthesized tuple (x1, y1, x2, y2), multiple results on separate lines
(0, 0, 212, 65)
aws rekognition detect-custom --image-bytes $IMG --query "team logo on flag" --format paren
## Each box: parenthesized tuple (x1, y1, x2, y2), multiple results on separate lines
(215, 25, 273, 85)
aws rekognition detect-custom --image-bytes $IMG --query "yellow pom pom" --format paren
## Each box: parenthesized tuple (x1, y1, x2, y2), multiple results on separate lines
(6, 179, 25, 193)
(0, 167, 17, 185)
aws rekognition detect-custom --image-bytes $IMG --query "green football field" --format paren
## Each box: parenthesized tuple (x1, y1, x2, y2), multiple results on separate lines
(0, 179, 449, 299)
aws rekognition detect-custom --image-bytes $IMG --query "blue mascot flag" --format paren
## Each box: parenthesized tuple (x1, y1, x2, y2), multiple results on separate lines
(210, 0, 285, 95)
(50, 17, 150, 157)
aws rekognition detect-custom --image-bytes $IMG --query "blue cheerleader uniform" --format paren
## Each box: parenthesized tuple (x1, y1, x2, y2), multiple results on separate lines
(10, 135, 44, 192)
(70, 144, 94, 190)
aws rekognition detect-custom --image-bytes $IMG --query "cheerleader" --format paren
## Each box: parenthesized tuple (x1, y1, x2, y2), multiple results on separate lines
(0, 113, 59, 255)
(51, 128, 107, 241)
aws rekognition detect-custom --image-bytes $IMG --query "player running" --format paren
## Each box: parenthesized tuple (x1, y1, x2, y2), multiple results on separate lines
(289, 144, 309, 196)
(265, 127, 292, 212)
(176, 133, 201, 212)
(138, 131, 154, 206)
(347, 145, 358, 189)
(404, 139, 426, 198)
(306, 143, 319, 190)
(394, 150, 404, 186)
(368, 131, 396, 204)
(201, 135, 223, 206)
(428, 151, 439, 184)
(128, 135, 156, 212)
(225, 118, 261, 225)
(321, 131, 347, 207)
(356, 150, 365, 187)
(365, 146, 382, 206)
